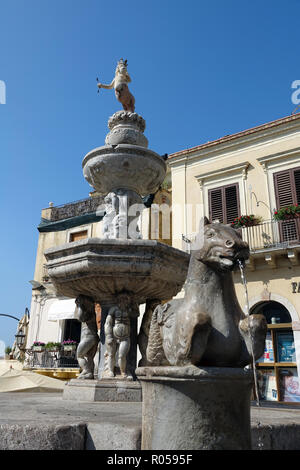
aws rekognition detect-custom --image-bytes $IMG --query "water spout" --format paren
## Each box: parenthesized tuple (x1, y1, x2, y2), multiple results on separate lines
(237, 259, 260, 407)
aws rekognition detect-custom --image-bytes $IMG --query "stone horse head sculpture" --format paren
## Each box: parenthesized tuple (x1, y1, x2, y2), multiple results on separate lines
(146, 217, 267, 367)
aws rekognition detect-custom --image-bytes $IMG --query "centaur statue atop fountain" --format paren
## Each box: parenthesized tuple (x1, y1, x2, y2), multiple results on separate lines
(97, 58, 135, 112)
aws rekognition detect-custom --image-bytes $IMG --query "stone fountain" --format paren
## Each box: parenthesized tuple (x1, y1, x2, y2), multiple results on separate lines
(44, 59, 190, 402)
(45, 60, 267, 449)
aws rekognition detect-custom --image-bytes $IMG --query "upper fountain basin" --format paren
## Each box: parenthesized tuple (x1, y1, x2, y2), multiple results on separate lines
(83, 111, 166, 196)
(82, 144, 166, 196)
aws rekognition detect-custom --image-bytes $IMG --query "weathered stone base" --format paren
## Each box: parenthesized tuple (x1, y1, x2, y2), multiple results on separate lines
(0, 423, 86, 450)
(85, 422, 141, 450)
(63, 379, 142, 402)
(136, 365, 253, 450)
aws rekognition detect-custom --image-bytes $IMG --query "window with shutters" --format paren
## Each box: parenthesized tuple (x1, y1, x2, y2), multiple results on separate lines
(274, 168, 300, 208)
(274, 167, 300, 243)
(208, 183, 240, 224)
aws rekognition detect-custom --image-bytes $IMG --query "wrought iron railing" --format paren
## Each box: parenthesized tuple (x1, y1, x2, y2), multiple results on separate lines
(242, 219, 300, 252)
(25, 348, 79, 369)
(182, 219, 300, 253)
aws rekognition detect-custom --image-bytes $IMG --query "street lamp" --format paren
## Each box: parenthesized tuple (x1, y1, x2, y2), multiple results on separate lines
(15, 329, 26, 350)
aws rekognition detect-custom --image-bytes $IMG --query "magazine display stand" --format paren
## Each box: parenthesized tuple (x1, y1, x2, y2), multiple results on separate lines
(256, 322, 300, 403)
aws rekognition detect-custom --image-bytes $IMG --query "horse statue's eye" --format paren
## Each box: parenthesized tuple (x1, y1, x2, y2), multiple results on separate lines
(206, 230, 215, 238)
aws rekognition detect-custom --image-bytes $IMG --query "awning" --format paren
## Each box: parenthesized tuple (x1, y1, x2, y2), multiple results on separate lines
(48, 299, 78, 321)
(0, 367, 64, 393)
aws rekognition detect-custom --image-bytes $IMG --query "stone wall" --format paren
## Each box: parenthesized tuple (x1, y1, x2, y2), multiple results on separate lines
(42, 195, 105, 222)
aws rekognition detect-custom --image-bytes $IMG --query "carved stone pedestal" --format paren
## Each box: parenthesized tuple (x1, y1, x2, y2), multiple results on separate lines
(136, 365, 253, 450)
(63, 379, 142, 402)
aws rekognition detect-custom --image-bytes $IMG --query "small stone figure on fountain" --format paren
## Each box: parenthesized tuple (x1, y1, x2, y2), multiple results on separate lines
(104, 292, 137, 379)
(102, 192, 118, 239)
(102, 189, 142, 240)
(76, 295, 99, 379)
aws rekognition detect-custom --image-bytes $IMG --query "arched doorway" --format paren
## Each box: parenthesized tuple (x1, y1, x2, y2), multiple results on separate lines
(251, 301, 299, 403)
(251, 301, 292, 324)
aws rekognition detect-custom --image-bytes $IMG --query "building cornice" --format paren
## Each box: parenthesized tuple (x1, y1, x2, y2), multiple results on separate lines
(257, 146, 300, 168)
(168, 113, 300, 167)
(38, 211, 105, 233)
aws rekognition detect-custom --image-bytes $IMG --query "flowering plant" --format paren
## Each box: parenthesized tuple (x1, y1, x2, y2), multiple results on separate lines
(32, 341, 45, 347)
(45, 342, 61, 350)
(273, 204, 300, 221)
(62, 340, 77, 345)
(231, 214, 262, 228)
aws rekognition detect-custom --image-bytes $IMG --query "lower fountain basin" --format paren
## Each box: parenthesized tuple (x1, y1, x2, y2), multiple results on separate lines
(44, 238, 190, 303)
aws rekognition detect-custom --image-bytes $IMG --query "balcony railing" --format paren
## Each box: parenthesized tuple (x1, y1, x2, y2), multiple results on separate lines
(46, 195, 105, 222)
(182, 219, 300, 254)
(24, 348, 79, 369)
(241, 219, 300, 252)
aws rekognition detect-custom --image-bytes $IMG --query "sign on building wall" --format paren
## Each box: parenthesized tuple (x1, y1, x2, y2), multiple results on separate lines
(292, 282, 300, 293)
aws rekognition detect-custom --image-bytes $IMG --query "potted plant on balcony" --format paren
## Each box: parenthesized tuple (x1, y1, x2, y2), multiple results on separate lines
(231, 214, 262, 228)
(273, 204, 300, 221)
(62, 340, 77, 352)
(32, 341, 45, 352)
(45, 342, 61, 352)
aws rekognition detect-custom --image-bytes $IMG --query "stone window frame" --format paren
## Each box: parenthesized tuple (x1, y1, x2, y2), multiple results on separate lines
(195, 161, 250, 222)
(257, 146, 300, 216)
(66, 224, 92, 243)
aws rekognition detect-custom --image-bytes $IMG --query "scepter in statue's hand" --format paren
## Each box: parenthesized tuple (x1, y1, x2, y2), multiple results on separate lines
(96, 77, 108, 93)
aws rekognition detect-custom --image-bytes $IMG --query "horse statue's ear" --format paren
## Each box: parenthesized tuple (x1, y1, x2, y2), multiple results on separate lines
(226, 222, 243, 237)
(191, 217, 210, 251)
(234, 227, 243, 238)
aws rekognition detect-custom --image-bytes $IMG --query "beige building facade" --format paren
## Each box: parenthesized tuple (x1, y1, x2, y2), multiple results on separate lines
(169, 113, 300, 403)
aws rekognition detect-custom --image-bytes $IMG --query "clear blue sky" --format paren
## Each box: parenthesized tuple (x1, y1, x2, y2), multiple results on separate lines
(0, 0, 299, 349)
